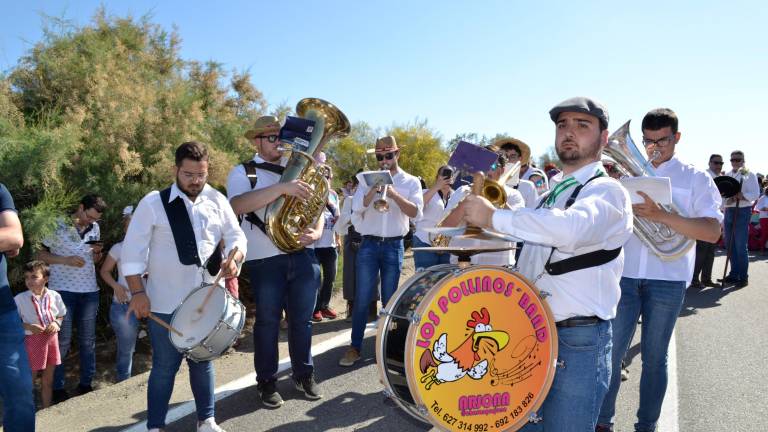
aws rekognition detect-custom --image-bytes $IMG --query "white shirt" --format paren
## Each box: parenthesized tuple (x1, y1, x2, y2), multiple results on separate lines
(724, 168, 761, 208)
(15, 289, 66, 335)
(352, 167, 423, 237)
(706, 168, 720, 179)
(622, 156, 723, 284)
(42, 219, 100, 293)
(446, 184, 524, 266)
(107, 242, 140, 303)
(334, 195, 354, 236)
(514, 179, 539, 209)
(120, 183, 247, 314)
(756, 195, 768, 219)
(492, 161, 633, 321)
(414, 188, 451, 244)
(315, 191, 339, 248)
(226, 155, 285, 261)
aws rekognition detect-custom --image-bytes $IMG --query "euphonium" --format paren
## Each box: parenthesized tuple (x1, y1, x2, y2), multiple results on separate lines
(265, 98, 350, 253)
(430, 162, 520, 247)
(604, 120, 694, 260)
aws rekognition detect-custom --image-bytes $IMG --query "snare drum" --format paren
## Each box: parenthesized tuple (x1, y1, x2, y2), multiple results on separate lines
(170, 284, 246, 362)
(376, 264, 557, 431)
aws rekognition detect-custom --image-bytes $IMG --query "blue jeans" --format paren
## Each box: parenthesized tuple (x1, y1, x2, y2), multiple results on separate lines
(147, 312, 214, 429)
(598, 278, 686, 432)
(412, 236, 450, 270)
(314, 247, 338, 311)
(723, 206, 751, 282)
(109, 302, 139, 382)
(248, 249, 320, 383)
(54, 290, 99, 390)
(0, 309, 35, 431)
(351, 237, 404, 351)
(520, 320, 612, 432)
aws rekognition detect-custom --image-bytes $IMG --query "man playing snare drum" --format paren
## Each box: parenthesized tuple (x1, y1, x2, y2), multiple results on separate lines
(123, 142, 246, 432)
(463, 97, 633, 431)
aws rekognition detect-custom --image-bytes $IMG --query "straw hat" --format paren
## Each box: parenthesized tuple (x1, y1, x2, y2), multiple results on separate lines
(375, 135, 399, 152)
(244, 116, 281, 139)
(493, 137, 531, 166)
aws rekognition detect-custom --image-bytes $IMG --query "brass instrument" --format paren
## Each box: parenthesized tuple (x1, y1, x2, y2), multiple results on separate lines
(373, 184, 390, 212)
(430, 163, 520, 247)
(604, 121, 694, 260)
(265, 98, 350, 253)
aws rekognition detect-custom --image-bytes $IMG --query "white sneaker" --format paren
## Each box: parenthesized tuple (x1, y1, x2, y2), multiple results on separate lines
(197, 417, 226, 432)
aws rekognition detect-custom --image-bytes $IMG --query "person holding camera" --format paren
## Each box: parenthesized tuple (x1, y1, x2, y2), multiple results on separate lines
(412, 165, 454, 269)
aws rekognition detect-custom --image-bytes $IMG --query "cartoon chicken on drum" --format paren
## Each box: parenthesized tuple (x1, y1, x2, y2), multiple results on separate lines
(419, 308, 510, 389)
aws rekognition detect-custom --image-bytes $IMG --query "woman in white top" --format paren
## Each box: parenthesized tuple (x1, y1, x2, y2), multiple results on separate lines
(99, 206, 140, 382)
(413, 166, 454, 269)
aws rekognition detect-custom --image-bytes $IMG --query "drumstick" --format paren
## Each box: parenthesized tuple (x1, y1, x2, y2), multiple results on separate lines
(148, 313, 184, 337)
(194, 246, 239, 317)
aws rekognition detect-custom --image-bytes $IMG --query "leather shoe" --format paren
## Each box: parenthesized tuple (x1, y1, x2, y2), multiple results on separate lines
(735, 279, 748, 288)
(689, 280, 703, 289)
(718, 276, 739, 284)
(702, 280, 718, 287)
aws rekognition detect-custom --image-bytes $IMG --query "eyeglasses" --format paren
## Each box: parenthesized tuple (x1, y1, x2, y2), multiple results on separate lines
(258, 134, 279, 143)
(710, 161, 724, 165)
(375, 152, 397, 161)
(641, 135, 675, 147)
(507, 152, 521, 160)
(180, 171, 208, 181)
(730, 158, 743, 162)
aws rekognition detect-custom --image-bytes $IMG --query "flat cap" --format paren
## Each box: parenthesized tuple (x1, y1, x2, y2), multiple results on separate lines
(549, 97, 609, 129)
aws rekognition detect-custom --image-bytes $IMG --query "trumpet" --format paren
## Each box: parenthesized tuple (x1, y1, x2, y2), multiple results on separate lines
(373, 184, 390, 212)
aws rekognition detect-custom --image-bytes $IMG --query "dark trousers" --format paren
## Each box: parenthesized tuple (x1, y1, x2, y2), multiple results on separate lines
(314, 247, 338, 311)
(693, 240, 717, 283)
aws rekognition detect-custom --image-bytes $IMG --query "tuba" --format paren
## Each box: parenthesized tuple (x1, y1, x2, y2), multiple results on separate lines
(604, 120, 694, 260)
(265, 98, 350, 253)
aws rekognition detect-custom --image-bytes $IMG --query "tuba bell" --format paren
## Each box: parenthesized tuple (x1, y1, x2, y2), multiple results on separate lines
(604, 120, 694, 260)
(265, 98, 350, 253)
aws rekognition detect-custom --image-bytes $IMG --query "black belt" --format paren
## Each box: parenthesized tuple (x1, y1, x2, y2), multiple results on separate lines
(363, 235, 404, 242)
(556, 316, 603, 328)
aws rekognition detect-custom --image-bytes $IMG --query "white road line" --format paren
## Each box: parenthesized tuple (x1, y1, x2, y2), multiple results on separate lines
(658, 330, 680, 432)
(121, 323, 377, 432)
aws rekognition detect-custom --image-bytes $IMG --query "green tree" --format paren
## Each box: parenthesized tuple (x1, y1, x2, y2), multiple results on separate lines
(387, 120, 448, 186)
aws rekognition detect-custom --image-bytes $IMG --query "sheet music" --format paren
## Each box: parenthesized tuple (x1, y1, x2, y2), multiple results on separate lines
(619, 176, 672, 205)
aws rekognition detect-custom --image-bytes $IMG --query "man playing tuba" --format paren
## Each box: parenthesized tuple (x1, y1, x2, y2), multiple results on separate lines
(597, 108, 723, 432)
(226, 116, 323, 409)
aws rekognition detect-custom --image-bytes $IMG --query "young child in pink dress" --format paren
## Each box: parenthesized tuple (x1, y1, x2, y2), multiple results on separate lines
(14, 261, 66, 408)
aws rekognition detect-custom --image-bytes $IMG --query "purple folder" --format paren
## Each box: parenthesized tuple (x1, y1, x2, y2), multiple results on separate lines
(447, 141, 498, 174)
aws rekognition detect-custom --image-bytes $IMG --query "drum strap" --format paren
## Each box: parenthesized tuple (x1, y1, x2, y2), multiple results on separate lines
(541, 173, 622, 276)
(159, 187, 202, 267)
(240, 160, 285, 235)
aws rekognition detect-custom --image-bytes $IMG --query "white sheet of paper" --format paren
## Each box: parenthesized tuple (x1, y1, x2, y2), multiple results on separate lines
(619, 176, 672, 205)
(358, 170, 394, 188)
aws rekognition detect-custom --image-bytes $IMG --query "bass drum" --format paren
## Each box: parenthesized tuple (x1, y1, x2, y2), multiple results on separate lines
(376, 264, 557, 432)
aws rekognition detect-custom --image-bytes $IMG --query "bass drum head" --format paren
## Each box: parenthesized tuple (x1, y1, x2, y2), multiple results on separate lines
(170, 284, 227, 350)
(405, 266, 557, 432)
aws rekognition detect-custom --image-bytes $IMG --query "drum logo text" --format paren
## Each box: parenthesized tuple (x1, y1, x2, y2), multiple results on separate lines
(458, 392, 510, 417)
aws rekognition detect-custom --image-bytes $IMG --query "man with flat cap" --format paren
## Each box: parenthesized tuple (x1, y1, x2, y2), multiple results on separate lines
(597, 108, 722, 432)
(463, 97, 634, 431)
(338, 135, 423, 367)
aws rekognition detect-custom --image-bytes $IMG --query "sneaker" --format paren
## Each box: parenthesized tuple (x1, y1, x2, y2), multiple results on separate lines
(320, 308, 338, 319)
(197, 417, 226, 432)
(338, 347, 361, 367)
(77, 384, 94, 395)
(312, 310, 323, 322)
(52, 388, 69, 404)
(294, 374, 323, 400)
(257, 381, 284, 408)
(735, 279, 749, 288)
(620, 367, 629, 382)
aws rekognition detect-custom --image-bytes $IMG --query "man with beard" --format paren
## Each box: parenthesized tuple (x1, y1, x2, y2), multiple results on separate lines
(338, 135, 423, 367)
(597, 109, 722, 432)
(123, 142, 247, 432)
(226, 116, 323, 408)
(463, 97, 634, 431)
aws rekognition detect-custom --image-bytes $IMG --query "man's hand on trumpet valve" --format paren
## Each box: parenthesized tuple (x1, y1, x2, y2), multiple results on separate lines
(633, 191, 669, 223)
(462, 194, 496, 229)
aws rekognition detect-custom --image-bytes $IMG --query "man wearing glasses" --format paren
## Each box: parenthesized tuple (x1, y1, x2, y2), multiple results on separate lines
(692, 154, 725, 288)
(721, 150, 761, 288)
(227, 116, 324, 408)
(339, 135, 423, 366)
(37, 193, 107, 403)
(597, 108, 723, 432)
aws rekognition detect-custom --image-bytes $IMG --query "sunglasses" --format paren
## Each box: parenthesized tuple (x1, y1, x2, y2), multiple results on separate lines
(710, 161, 724, 165)
(730, 158, 743, 162)
(375, 152, 397, 161)
(258, 134, 279, 143)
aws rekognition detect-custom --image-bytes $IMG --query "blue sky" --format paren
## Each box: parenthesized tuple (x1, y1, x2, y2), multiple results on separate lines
(2, 1, 767, 175)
